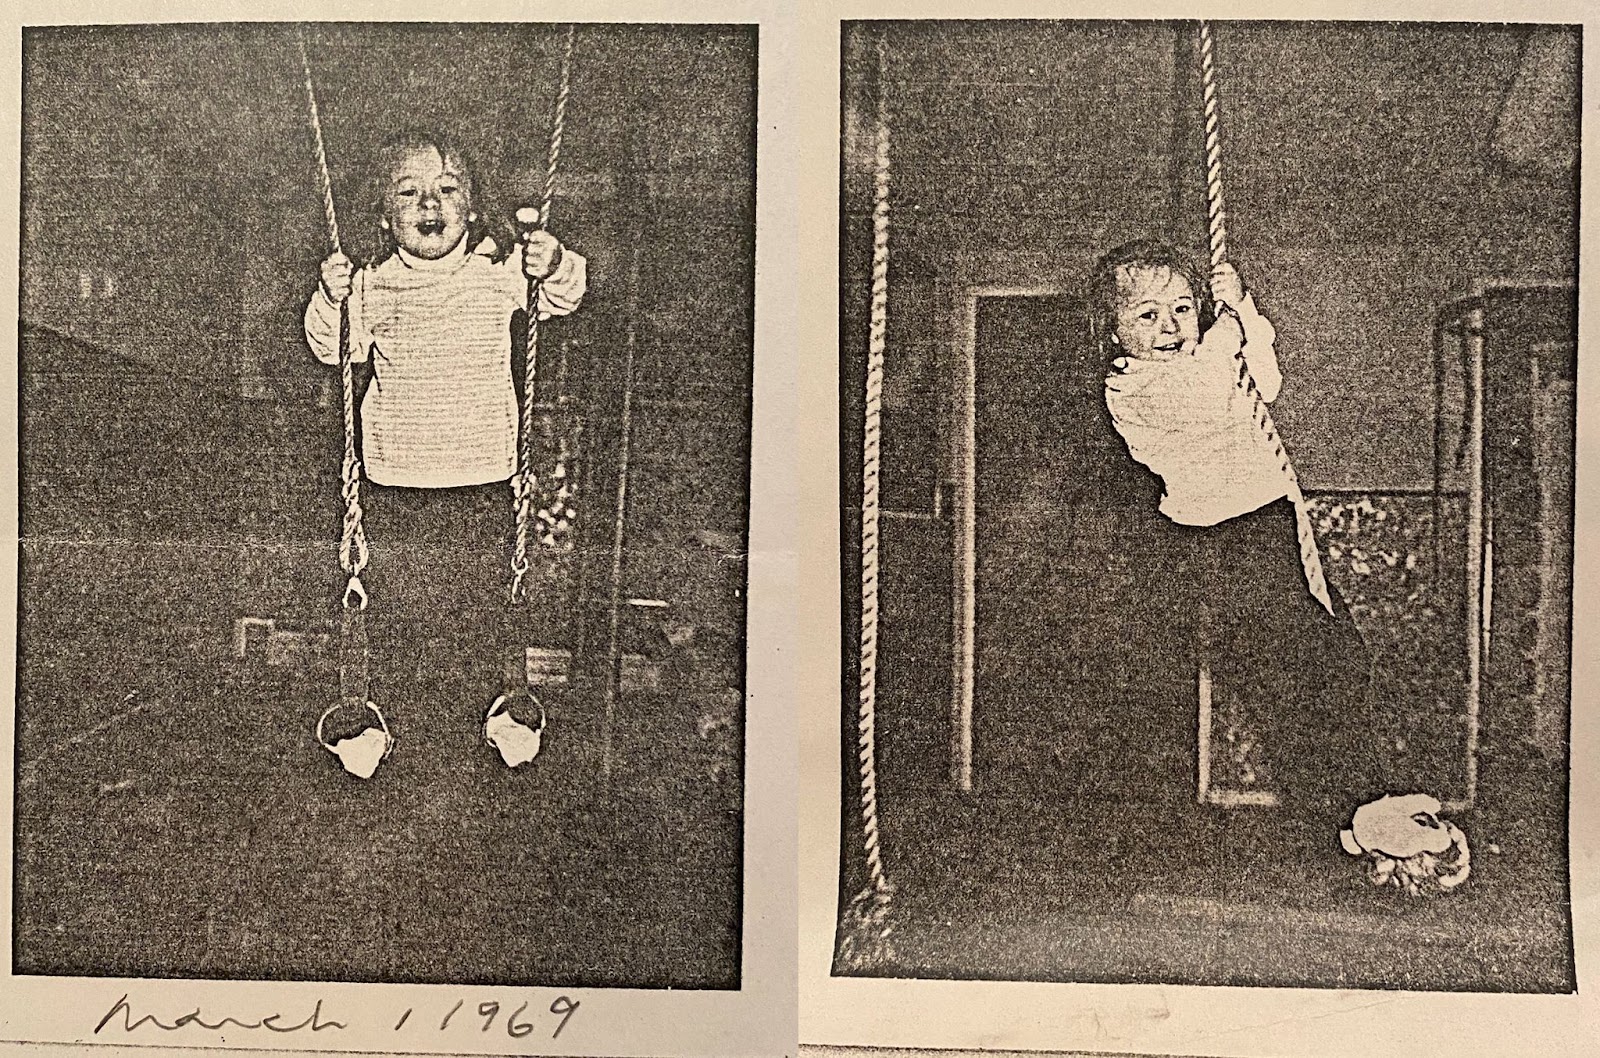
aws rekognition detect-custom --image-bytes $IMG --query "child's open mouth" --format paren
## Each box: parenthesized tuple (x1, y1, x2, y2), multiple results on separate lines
(416, 220, 446, 236)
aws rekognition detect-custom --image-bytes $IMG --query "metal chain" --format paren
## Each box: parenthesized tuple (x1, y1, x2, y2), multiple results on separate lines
(1198, 20, 1332, 616)
(511, 23, 577, 603)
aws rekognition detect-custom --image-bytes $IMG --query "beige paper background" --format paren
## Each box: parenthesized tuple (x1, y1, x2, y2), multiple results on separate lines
(1, 1, 796, 1055)
(3, 0, 1598, 1055)
(800, 2, 1600, 1056)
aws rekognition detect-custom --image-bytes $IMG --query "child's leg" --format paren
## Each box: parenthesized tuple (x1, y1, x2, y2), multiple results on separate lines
(430, 484, 518, 700)
(1205, 500, 1381, 811)
(359, 484, 513, 726)
(356, 485, 433, 718)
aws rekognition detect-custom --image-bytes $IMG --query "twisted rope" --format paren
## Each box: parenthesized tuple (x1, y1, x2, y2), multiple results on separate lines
(540, 24, 575, 229)
(297, 29, 341, 258)
(1197, 20, 1332, 617)
(298, 25, 368, 613)
(1233, 350, 1333, 615)
(336, 302, 370, 610)
(511, 23, 577, 603)
(840, 28, 896, 970)
(1198, 21, 1227, 271)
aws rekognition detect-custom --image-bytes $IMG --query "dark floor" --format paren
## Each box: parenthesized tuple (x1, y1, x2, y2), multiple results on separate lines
(839, 731, 1572, 992)
(840, 502, 1572, 991)
(13, 607, 743, 987)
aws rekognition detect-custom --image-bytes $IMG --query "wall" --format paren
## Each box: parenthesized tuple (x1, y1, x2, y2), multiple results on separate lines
(839, 19, 1581, 798)
(21, 24, 756, 651)
(842, 20, 1579, 498)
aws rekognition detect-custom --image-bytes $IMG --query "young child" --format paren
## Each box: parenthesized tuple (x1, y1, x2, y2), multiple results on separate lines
(1091, 239, 1376, 814)
(304, 131, 587, 767)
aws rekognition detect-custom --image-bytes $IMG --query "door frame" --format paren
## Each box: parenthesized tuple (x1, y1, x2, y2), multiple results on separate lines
(950, 285, 1266, 804)
(1457, 277, 1575, 810)
(945, 285, 1289, 808)
(948, 283, 1074, 794)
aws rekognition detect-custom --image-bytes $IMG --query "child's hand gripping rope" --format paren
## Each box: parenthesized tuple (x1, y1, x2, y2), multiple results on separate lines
(522, 227, 565, 284)
(514, 207, 565, 283)
(319, 251, 354, 303)
(1210, 261, 1245, 309)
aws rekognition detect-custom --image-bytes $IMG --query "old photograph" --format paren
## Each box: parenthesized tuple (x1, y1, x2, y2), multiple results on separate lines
(15, 20, 754, 988)
(836, 18, 1577, 992)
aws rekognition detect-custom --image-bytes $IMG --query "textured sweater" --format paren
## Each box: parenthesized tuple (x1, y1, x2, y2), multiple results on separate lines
(304, 236, 587, 488)
(1103, 293, 1288, 527)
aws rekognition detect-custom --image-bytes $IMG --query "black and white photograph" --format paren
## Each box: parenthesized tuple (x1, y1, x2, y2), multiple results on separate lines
(13, 18, 754, 994)
(5, 3, 1599, 1057)
(837, 18, 1579, 993)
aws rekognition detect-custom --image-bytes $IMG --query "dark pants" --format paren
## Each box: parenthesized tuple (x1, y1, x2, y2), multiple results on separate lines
(1171, 499, 1381, 809)
(356, 482, 518, 713)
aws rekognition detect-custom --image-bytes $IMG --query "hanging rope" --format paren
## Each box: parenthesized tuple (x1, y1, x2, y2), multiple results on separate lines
(838, 27, 896, 971)
(298, 30, 340, 257)
(1197, 20, 1333, 617)
(298, 26, 369, 617)
(1198, 21, 1228, 271)
(510, 23, 577, 604)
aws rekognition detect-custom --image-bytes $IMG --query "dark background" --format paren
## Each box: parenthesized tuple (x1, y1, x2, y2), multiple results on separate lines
(837, 20, 1577, 989)
(16, 22, 754, 986)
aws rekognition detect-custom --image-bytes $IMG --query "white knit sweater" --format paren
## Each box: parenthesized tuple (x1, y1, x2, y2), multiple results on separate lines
(1103, 294, 1288, 527)
(305, 236, 587, 488)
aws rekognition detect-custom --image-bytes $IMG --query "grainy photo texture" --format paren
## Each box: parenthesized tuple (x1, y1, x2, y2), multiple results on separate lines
(16, 21, 754, 987)
(837, 19, 1577, 992)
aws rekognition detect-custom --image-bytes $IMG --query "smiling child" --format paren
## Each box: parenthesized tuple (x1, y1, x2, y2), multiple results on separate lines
(1088, 239, 1376, 818)
(302, 131, 587, 770)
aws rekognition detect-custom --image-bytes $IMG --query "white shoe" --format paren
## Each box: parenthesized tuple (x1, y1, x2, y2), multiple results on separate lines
(486, 690, 546, 768)
(317, 700, 394, 780)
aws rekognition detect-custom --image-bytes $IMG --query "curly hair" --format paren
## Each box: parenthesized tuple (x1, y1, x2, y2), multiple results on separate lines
(1085, 239, 1216, 369)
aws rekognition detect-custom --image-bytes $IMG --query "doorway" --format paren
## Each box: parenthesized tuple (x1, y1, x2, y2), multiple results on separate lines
(962, 292, 1199, 806)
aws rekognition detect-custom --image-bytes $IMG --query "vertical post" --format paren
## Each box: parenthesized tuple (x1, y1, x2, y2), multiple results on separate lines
(601, 179, 645, 786)
(1431, 310, 1449, 581)
(1463, 301, 1486, 809)
(949, 295, 978, 792)
(1196, 661, 1213, 803)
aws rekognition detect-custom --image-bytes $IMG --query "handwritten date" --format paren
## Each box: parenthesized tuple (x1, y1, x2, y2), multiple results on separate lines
(406, 996, 580, 1039)
(96, 993, 580, 1041)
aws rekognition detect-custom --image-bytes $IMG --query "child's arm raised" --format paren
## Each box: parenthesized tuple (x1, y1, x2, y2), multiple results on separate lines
(1211, 263, 1282, 402)
(303, 252, 371, 366)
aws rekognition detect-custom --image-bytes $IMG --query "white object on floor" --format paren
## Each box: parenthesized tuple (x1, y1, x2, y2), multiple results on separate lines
(317, 700, 394, 780)
(486, 693, 546, 768)
(1339, 792, 1472, 896)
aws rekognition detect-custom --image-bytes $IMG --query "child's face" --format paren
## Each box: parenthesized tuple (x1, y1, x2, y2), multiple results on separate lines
(380, 146, 472, 260)
(1112, 265, 1200, 362)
